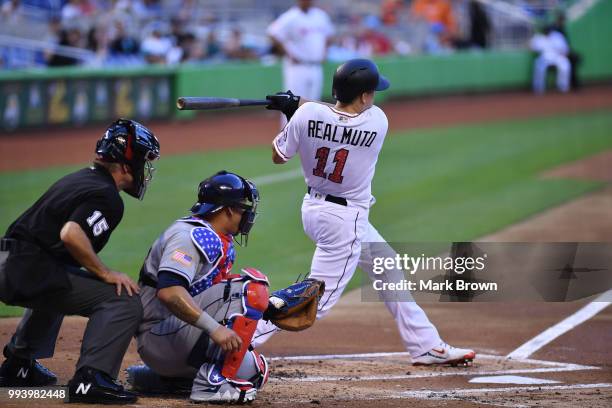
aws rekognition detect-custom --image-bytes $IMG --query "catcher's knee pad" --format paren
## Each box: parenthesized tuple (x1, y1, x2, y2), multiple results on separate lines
(221, 279, 269, 379)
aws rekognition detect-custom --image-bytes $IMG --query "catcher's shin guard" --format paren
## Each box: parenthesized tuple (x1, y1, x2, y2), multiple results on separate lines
(221, 280, 269, 379)
(237, 350, 269, 390)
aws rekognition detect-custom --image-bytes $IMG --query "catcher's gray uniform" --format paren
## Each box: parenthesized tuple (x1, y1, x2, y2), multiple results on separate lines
(135, 216, 268, 389)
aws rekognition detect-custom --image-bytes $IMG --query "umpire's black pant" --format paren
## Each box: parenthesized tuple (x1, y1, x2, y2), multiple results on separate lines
(0, 251, 142, 379)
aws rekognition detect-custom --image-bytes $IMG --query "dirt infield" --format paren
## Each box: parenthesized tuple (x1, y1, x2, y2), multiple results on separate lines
(1, 86, 612, 172)
(1, 88, 611, 407)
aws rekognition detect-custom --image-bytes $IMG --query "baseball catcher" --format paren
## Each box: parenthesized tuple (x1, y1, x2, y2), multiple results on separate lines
(127, 171, 323, 404)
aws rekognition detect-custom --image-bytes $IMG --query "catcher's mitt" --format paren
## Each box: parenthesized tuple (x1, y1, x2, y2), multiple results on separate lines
(263, 278, 325, 331)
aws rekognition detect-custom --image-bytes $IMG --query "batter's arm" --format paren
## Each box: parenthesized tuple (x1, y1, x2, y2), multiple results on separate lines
(157, 285, 242, 352)
(272, 148, 286, 164)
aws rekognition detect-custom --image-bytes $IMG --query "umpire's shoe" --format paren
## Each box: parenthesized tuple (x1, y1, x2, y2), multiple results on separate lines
(68, 367, 137, 404)
(0, 347, 57, 387)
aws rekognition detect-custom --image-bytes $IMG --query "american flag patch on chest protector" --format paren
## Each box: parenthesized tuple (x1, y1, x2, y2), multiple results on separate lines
(171, 250, 193, 266)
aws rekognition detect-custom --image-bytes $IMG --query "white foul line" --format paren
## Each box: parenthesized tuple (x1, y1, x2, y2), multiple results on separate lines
(271, 352, 594, 368)
(269, 352, 598, 383)
(507, 289, 612, 360)
(399, 383, 612, 399)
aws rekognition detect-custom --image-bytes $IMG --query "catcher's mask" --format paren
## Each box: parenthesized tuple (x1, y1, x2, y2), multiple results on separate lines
(190, 170, 259, 246)
(95, 118, 160, 200)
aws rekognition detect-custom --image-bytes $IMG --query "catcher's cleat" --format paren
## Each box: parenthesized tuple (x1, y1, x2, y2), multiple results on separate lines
(0, 347, 57, 387)
(412, 342, 476, 367)
(190, 363, 257, 404)
(126, 364, 192, 395)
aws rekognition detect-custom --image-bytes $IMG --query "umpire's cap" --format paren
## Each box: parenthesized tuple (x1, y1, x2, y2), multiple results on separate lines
(332, 58, 390, 103)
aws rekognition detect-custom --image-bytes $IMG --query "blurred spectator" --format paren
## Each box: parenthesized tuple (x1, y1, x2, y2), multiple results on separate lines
(223, 28, 258, 60)
(381, 0, 403, 26)
(42, 17, 63, 63)
(550, 11, 581, 90)
(61, 0, 84, 23)
(87, 25, 109, 65)
(170, 17, 191, 47)
(358, 15, 394, 56)
(204, 30, 222, 59)
(109, 21, 140, 56)
(177, 33, 203, 62)
(141, 25, 181, 64)
(452, 0, 490, 50)
(326, 34, 361, 62)
(467, 0, 490, 48)
(529, 25, 570, 94)
(1, 0, 22, 22)
(411, 0, 457, 52)
(132, 0, 163, 22)
(47, 28, 82, 66)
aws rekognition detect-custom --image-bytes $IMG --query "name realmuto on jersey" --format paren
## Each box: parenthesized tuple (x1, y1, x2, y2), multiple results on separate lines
(308, 120, 377, 147)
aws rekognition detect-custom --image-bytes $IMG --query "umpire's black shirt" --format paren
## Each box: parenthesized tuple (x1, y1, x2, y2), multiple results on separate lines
(1, 165, 124, 302)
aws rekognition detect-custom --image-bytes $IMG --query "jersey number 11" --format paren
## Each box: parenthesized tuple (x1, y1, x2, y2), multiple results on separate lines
(313, 147, 349, 184)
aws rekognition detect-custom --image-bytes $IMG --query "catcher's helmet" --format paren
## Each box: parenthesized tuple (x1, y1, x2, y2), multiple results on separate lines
(96, 118, 160, 200)
(332, 58, 390, 103)
(191, 171, 259, 245)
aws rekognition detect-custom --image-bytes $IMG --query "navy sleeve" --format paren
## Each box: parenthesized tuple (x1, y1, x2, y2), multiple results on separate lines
(67, 190, 123, 252)
(157, 270, 190, 290)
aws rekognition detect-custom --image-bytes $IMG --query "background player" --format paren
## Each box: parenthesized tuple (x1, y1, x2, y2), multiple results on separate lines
(257, 59, 476, 366)
(0, 119, 160, 404)
(267, 0, 335, 103)
(128, 171, 269, 404)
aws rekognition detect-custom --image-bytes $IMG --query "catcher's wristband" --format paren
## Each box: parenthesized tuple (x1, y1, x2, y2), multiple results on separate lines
(195, 312, 221, 334)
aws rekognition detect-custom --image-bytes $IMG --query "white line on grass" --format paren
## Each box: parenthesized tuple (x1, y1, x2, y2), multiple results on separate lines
(251, 168, 302, 185)
(507, 289, 612, 360)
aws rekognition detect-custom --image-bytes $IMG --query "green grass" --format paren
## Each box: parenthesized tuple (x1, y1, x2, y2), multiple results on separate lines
(1, 109, 611, 316)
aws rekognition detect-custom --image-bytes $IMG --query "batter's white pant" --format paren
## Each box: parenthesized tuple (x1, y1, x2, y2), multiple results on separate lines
(253, 192, 441, 357)
(533, 54, 571, 94)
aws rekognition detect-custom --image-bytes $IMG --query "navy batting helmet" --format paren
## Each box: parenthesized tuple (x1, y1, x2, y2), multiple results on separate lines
(332, 59, 390, 103)
(96, 118, 160, 200)
(191, 171, 259, 244)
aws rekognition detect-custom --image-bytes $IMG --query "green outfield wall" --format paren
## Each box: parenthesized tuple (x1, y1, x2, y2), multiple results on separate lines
(1, 0, 610, 131)
(0, 66, 174, 131)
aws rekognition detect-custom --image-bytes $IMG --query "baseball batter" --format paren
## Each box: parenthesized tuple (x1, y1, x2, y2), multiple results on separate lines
(257, 59, 476, 366)
(267, 0, 334, 101)
(127, 171, 270, 404)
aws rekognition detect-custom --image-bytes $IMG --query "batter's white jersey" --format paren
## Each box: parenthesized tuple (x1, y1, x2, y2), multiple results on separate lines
(273, 102, 388, 205)
(267, 6, 334, 64)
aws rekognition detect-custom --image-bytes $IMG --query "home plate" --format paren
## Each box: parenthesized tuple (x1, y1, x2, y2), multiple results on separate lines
(469, 375, 561, 384)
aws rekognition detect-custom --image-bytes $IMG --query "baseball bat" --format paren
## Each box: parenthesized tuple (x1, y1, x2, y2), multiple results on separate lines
(176, 97, 269, 111)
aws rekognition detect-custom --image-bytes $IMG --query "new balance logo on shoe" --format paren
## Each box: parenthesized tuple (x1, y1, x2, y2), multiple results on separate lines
(76, 383, 92, 394)
(16, 367, 28, 378)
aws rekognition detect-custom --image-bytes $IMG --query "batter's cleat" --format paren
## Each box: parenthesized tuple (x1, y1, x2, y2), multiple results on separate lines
(67, 366, 138, 404)
(0, 347, 57, 387)
(190, 364, 256, 404)
(412, 342, 476, 367)
(126, 364, 192, 395)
